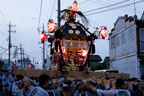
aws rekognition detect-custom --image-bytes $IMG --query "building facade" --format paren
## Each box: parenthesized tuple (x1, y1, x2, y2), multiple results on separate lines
(109, 14, 144, 78)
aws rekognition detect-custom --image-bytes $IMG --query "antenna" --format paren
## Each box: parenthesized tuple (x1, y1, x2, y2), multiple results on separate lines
(134, 0, 136, 15)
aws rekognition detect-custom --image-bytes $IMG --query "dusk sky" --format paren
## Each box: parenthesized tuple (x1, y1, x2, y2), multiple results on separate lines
(0, 0, 144, 68)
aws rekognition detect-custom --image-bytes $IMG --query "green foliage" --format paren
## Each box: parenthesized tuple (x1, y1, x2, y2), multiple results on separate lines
(94, 63, 107, 70)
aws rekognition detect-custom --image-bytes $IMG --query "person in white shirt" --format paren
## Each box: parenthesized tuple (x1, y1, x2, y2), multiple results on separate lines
(29, 74, 50, 96)
(85, 78, 131, 96)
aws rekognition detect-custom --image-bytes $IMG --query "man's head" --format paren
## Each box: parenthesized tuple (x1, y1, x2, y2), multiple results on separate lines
(0, 70, 3, 75)
(137, 82, 144, 92)
(39, 74, 50, 89)
(76, 80, 84, 91)
(141, 75, 144, 81)
(63, 80, 75, 94)
(57, 71, 63, 78)
(5, 70, 10, 76)
(115, 79, 125, 89)
(16, 75, 24, 89)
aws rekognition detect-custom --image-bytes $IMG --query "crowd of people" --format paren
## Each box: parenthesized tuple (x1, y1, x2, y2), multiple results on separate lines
(0, 69, 144, 96)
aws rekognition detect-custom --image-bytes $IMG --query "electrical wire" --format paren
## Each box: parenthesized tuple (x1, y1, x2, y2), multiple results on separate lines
(0, 1, 14, 23)
(85, 0, 144, 16)
(50, 0, 56, 19)
(45, 0, 52, 22)
(38, 0, 43, 28)
(15, 0, 47, 13)
(83, 0, 129, 13)
(79, 0, 88, 5)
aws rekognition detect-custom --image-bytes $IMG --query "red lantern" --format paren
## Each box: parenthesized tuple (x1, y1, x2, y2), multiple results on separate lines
(47, 20, 55, 32)
(14, 60, 17, 65)
(29, 64, 32, 67)
(37, 62, 40, 64)
(101, 27, 108, 39)
(71, 1, 78, 12)
(62, 47, 66, 53)
(81, 50, 87, 57)
(40, 32, 46, 42)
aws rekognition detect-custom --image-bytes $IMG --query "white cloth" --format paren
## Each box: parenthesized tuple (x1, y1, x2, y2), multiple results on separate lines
(2, 74, 14, 90)
(29, 86, 49, 96)
(12, 85, 23, 96)
(97, 89, 131, 96)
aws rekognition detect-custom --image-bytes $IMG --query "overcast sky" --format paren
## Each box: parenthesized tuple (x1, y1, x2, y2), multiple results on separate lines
(0, 0, 144, 68)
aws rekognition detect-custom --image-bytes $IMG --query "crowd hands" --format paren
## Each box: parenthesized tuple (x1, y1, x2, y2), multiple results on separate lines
(0, 70, 144, 96)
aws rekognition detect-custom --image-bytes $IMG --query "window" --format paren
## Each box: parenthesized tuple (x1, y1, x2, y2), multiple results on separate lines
(139, 28, 144, 52)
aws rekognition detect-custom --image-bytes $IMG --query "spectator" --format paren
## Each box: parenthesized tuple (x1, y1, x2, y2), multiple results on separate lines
(60, 80, 75, 96)
(29, 74, 50, 96)
(2, 70, 10, 96)
(74, 80, 88, 96)
(57, 71, 65, 85)
(137, 81, 144, 96)
(12, 74, 24, 96)
(0, 70, 4, 96)
(85, 79, 131, 96)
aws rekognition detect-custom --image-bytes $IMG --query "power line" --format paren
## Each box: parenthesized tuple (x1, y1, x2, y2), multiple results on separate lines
(50, 0, 56, 19)
(15, 0, 47, 13)
(0, 1, 13, 23)
(83, 0, 129, 13)
(0, 10, 9, 23)
(79, 0, 88, 5)
(106, 0, 143, 14)
(85, 0, 144, 16)
(38, 0, 43, 27)
(45, 0, 52, 22)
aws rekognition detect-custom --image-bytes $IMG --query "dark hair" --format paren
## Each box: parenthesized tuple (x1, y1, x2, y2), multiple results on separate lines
(16, 74, 24, 81)
(131, 77, 138, 81)
(63, 80, 73, 92)
(39, 74, 50, 87)
(115, 79, 124, 89)
(141, 75, 144, 81)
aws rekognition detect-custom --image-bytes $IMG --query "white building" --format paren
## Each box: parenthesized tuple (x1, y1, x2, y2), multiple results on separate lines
(109, 14, 144, 78)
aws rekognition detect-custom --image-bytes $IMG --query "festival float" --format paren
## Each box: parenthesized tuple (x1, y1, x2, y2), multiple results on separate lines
(47, 1, 108, 72)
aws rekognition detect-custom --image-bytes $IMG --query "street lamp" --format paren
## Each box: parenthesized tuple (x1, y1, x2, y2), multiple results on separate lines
(40, 31, 46, 69)
(0, 50, 8, 60)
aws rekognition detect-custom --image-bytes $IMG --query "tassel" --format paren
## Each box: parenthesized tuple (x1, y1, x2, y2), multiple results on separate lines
(84, 40, 87, 48)
(70, 38, 73, 46)
(78, 39, 80, 47)
(63, 37, 67, 46)
(92, 44, 95, 54)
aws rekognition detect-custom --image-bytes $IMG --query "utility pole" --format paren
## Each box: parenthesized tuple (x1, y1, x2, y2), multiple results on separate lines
(23, 49, 25, 68)
(8, 22, 16, 67)
(42, 24, 45, 69)
(33, 58, 35, 69)
(20, 44, 23, 68)
(58, 0, 61, 29)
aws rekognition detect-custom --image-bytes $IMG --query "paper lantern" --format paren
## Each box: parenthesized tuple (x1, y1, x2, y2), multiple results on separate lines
(81, 50, 87, 57)
(47, 20, 55, 32)
(40, 32, 46, 42)
(62, 47, 66, 53)
(101, 27, 108, 39)
(71, 1, 78, 12)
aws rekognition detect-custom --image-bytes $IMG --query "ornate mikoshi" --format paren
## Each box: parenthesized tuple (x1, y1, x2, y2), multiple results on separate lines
(47, 1, 107, 71)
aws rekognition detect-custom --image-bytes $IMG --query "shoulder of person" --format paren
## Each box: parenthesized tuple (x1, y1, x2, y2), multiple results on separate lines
(117, 89, 131, 96)
(2, 75, 5, 79)
(74, 90, 80, 96)
(30, 86, 49, 96)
